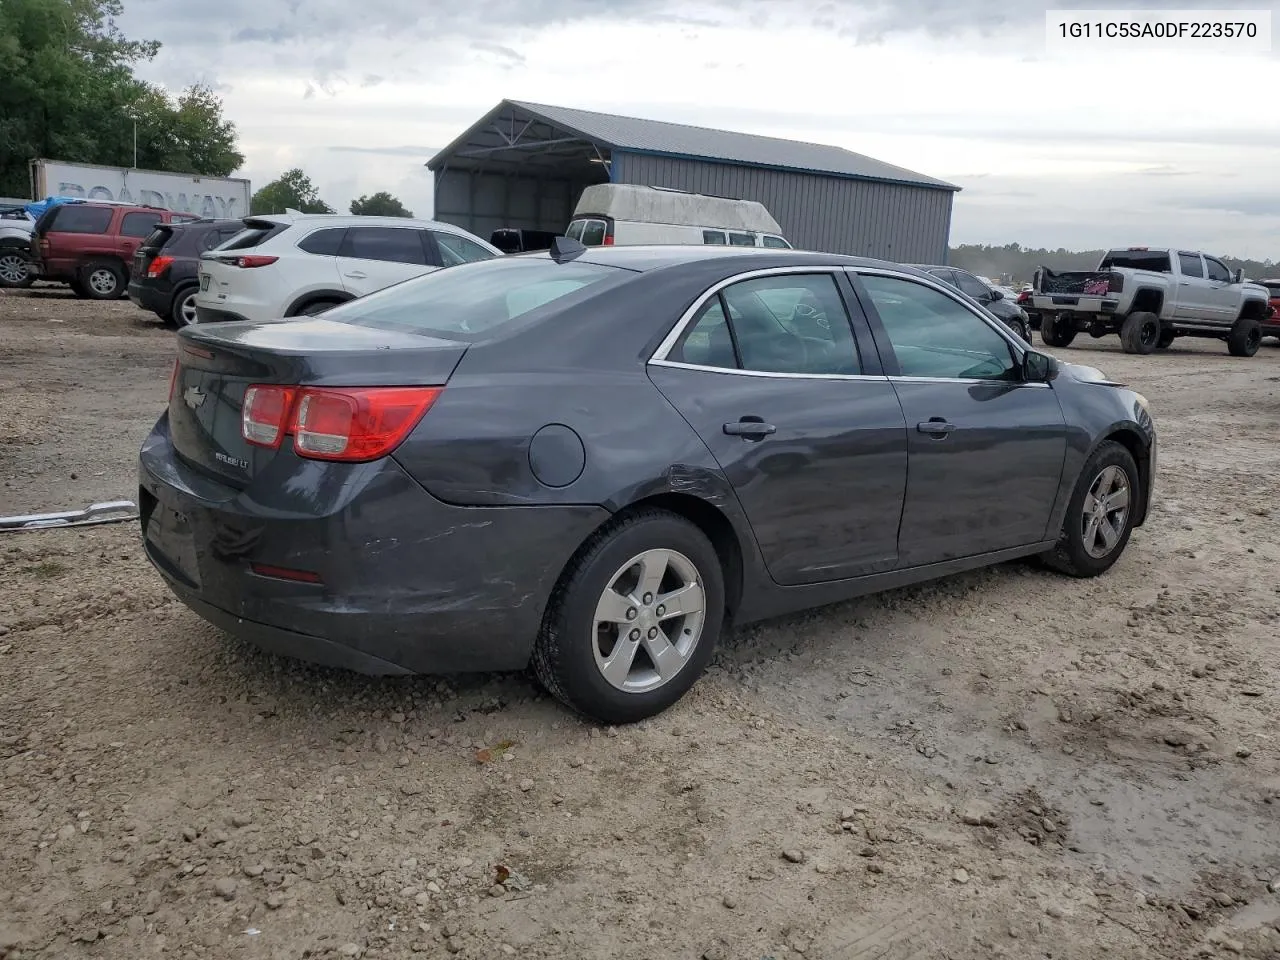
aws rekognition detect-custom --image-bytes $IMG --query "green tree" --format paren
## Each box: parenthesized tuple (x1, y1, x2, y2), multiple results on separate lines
(349, 191, 413, 217)
(0, 0, 243, 198)
(251, 168, 334, 215)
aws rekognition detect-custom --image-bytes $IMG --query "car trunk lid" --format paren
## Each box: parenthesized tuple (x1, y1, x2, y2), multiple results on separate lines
(134, 224, 175, 279)
(169, 317, 468, 486)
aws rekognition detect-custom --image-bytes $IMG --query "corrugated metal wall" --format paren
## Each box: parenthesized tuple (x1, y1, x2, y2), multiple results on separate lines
(433, 169, 600, 238)
(612, 152, 954, 263)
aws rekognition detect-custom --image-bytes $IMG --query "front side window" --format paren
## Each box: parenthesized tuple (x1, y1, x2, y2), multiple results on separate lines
(667, 273, 860, 376)
(1178, 252, 1204, 278)
(761, 235, 790, 249)
(953, 270, 992, 301)
(338, 227, 426, 265)
(860, 274, 1017, 381)
(702, 230, 727, 245)
(1205, 257, 1231, 283)
(434, 231, 496, 267)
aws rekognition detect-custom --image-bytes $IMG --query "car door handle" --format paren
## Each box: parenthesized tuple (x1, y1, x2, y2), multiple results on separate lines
(723, 418, 776, 438)
(344, 271, 367, 279)
(917, 418, 955, 437)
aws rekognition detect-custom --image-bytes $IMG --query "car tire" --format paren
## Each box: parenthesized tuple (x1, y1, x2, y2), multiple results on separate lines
(0, 246, 33, 288)
(1156, 328, 1176, 349)
(1120, 311, 1159, 355)
(1040, 440, 1140, 578)
(533, 509, 725, 725)
(1227, 316, 1262, 357)
(1040, 314, 1076, 348)
(80, 261, 126, 300)
(297, 299, 340, 317)
(169, 286, 199, 328)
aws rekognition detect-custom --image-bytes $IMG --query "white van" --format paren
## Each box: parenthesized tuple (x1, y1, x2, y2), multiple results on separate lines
(565, 184, 791, 249)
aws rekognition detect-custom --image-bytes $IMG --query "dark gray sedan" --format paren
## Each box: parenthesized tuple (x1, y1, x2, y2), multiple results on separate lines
(139, 243, 1156, 723)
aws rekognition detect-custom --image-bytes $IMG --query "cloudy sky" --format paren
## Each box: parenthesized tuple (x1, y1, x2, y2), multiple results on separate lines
(119, 0, 1279, 259)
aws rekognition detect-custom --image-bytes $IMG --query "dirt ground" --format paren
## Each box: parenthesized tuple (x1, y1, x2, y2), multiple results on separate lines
(1, 287, 1278, 960)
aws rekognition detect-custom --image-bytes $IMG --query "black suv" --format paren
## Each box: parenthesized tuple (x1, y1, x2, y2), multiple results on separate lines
(128, 219, 242, 326)
(910, 264, 1032, 344)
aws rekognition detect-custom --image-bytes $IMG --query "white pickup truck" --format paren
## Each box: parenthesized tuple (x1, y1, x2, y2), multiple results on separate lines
(1031, 247, 1273, 357)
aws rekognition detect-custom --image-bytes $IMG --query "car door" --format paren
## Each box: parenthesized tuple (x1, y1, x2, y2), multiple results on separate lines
(850, 269, 1068, 567)
(647, 268, 908, 586)
(1202, 255, 1238, 325)
(1175, 251, 1211, 320)
(335, 226, 432, 297)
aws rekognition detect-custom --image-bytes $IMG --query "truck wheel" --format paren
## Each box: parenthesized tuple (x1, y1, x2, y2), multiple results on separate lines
(1120, 311, 1159, 355)
(1040, 314, 1076, 348)
(1227, 316, 1262, 357)
(80, 261, 126, 300)
(1156, 328, 1176, 349)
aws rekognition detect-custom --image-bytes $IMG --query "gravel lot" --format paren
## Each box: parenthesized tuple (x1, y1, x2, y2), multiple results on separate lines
(1, 287, 1279, 960)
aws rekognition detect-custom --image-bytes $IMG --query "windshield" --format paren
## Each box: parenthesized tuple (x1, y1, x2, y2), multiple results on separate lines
(320, 257, 629, 339)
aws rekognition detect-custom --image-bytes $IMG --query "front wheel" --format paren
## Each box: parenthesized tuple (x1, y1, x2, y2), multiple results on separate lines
(533, 510, 725, 724)
(0, 247, 33, 288)
(1040, 441, 1140, 578)
(1227, 316, 1261, 357)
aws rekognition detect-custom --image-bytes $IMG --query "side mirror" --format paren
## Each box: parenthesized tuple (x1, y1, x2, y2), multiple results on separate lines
(1232, 268, 1243, 284)
(1022, 350, 1056, 383)
(989, 288, 1005, 301)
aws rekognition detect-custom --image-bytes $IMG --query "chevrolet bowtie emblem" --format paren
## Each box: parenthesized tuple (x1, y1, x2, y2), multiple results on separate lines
(183, 385, 206, 410)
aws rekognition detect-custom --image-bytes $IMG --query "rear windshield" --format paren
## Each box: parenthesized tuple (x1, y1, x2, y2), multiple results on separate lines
(219, 220, 287, 251)
(1099, 250, 1171, 272)
(321, 257, 627, 340)
(141, 225, 174, 249)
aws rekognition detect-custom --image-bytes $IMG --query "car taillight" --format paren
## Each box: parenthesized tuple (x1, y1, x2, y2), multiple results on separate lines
(233, 255, 278, 268)
(242, 385, 297, 449)
(147, 255, 174, 278)
(1108, 273, 1124, 293)
(603, 234, 614, 246)
(293, 387, 441, 461)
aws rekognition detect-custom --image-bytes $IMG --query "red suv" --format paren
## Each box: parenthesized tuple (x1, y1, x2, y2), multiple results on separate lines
(1259, 279, 1280, 341)
(31, 202, 199, 300)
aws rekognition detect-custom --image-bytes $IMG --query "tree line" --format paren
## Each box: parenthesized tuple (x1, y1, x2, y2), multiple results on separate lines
(951, 243, 1279, 284)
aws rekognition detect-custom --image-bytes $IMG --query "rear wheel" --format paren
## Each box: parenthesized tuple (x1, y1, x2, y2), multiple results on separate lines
(1156, 328, 1176, 349)
(298, 299, 340, 317)
(1041, 441, 1140, 578)
(1040, 313, 1076, 348)
(533, 510, 725, 724)
(80, 261, 125, 300)
(1227, 316, 1261, 357)
(1120, 311, 1159, 355)
(0, 247, 33, 288)
(169, 286, 199, 327)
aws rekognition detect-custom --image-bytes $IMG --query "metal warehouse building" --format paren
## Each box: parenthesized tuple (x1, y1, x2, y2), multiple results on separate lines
(426, 100, 959, 262)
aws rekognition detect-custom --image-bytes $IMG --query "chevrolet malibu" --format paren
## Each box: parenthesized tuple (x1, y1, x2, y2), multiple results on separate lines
(139, 242, 1156, 723)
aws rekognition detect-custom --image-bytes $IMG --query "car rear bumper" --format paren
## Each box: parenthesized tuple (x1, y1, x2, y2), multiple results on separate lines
(128, 280, 169, 314)
(137, 415, 608, 675)
(194, 305, 250, 324)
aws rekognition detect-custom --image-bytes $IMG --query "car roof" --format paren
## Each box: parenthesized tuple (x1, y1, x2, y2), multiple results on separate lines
(518, 244, 915, 274)
(252, 213, 474, 232)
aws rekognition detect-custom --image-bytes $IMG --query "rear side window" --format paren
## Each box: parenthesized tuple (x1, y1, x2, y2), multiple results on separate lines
(121, 211, 163, 238)
(702, 230, 727, 245)
(1100, 250, 1171, 272)
(434, 231, 496, 267)
(322, 258, 624, 340)
(49, 205, 112, 234)
(298, 228, 346, 256)
(339, 227, 426, 265)
(141, 227, 171, 249)
(1178, 252, 1204, 278)
(728, 233, 755, 247)
(762, 235, 790, 249)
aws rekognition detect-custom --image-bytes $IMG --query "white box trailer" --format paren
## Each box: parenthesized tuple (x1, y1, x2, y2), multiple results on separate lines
(29, 159, 250, 220)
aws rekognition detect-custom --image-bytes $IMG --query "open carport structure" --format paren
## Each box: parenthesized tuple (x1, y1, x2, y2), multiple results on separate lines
(427, 100, 960, 262)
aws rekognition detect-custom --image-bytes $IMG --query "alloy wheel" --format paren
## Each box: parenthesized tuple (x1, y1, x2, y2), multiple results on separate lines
(592, 548, 705, 694)
(1081, 465, 1130, 559)
(89, 268, 117, 296)
(0, 252, 28, 285)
